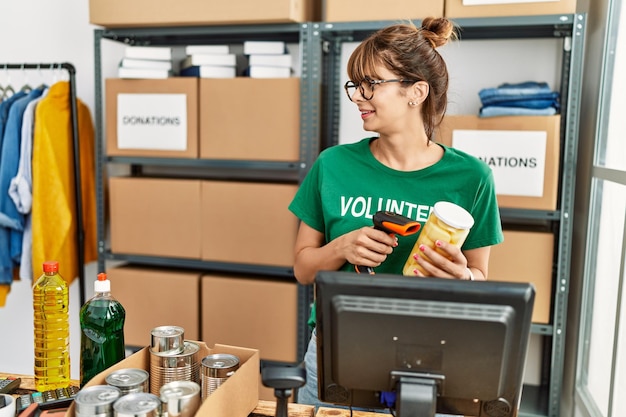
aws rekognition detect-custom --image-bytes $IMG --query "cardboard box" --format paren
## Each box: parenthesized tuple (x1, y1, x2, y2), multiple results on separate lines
(323, 0, 444, 22)
(107, 265, 201, 346)
(201, 181, 299, 267)
(90, 0, 317, 27)
(437, 115, 561, 210)
(110, 177, 202, 258)
(201, 275, 299, 363)
(445, 0, 576, 18)
(106, 78, 199, 158)
(66, 342, 260, 417)
(489, 230, 554, 324)
(199, 78, 300, 161)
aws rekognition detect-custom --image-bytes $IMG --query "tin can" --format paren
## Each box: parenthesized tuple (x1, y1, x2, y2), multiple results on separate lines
(150, 340, 201, 395)
(200, 353, 240, 400)
(113, 392, 162, 417)
(160, 381, 201, 417)
(106, 368, 150, 395)
(150, 326, 185, 355)
(74, 385, 122, 417)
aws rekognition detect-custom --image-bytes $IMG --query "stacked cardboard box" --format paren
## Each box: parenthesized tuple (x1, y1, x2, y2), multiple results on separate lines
(437, 115, 561, 211)
(106, 265, 300, 401)
(89, 0, 318, 27)
(444, 0, 577, 18)
(201, 275, 299, 363)
(106, 77, 300, 161)
(199, 78, 300, 161)
(200, 181, 299, 267)
(109, 177, 203, 259)
(106, 266, 202, 347)
(108, 178, 298, 267)
(323, 0, 444, 22)
(106, 78, 199, 158)
(489, 230, 555, 324)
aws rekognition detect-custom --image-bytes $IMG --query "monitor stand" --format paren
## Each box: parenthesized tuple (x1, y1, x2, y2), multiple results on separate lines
(395, 376, 438, 417)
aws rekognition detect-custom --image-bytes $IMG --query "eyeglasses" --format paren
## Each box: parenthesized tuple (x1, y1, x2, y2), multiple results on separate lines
(344, 78, 416, 101)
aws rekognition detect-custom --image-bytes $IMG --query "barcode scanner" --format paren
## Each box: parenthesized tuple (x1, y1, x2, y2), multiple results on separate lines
(355, 211, 421, 274)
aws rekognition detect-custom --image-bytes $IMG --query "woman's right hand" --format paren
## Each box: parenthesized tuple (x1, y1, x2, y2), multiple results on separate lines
(293, 223, 399, 285)
(337, 227, 398, 269)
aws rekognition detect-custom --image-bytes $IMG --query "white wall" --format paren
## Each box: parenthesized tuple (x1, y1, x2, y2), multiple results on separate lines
(0, 0, 98, 379)
(0, 8, 617, 417)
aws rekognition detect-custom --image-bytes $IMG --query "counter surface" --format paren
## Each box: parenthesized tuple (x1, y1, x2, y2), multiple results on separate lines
(0, 373, 317, 417)
(316, 407, 388, 416)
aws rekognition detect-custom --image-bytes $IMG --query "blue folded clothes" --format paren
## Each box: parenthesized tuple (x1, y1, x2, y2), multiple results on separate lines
(482, 97, 560, 109)
(479, 81, 557, 100)
(478, 81, 560, 117)
(479, 81, 551, 99)
(493, 81, 551, 90)
(479, 106, 558, 118)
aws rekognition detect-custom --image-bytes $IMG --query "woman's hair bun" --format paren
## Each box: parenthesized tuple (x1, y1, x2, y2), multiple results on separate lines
(420, 17, 457, 48)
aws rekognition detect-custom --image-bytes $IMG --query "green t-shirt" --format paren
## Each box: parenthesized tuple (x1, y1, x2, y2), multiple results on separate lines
(288, 138, 504, 328)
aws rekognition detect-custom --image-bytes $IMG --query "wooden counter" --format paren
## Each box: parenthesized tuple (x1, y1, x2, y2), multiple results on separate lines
(316, 407, 389, 416)
(0, 373, 315, 417)
(251, 400, 314, 417)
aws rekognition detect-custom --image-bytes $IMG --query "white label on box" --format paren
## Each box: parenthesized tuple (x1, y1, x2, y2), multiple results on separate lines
(463, 0, 557, 5)
(117, 94, 187, 151)
(452, 129, 547, 197)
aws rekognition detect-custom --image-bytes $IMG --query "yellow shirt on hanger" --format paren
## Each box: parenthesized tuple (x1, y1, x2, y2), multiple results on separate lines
(31, 81, 97, 285)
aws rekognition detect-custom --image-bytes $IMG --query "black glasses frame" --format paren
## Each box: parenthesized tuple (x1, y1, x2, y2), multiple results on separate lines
(344, 78, 416, 101)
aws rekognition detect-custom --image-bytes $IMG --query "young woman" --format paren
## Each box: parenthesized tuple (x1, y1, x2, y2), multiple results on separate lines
(289, 17, 504, 411)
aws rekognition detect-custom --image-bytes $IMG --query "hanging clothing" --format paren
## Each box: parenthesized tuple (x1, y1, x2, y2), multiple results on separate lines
(9, 88, 49, 281)
(31, 81, 97, 286)
(0, 90, 27, 141)
(0, 88, 44, 306)
(0, 92, 25, 305)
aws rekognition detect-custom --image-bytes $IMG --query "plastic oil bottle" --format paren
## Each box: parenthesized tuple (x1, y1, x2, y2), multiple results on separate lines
(80, 272, 126, 387)
(33, 260, 71, 391)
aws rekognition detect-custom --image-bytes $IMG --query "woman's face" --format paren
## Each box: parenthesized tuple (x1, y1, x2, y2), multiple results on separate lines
(350, 65, 413, 136)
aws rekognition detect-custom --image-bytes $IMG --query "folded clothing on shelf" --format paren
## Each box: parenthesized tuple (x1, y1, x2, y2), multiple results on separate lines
(478, 81, 560, 117)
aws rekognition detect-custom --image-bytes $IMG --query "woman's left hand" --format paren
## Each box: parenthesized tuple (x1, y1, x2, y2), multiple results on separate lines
(412, 240, 470, 280)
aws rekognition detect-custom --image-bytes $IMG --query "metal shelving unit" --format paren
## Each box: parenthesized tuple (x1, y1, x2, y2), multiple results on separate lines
(94, 13, 585, 417)
(93, 22, 323, 364)
(317, 13, 586, 417)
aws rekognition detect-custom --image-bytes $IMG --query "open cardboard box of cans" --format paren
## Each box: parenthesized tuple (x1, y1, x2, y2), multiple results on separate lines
(65, 340, 260, 417)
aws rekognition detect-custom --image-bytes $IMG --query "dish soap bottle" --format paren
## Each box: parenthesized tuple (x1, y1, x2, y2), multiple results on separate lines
(33, 260, 70, 391)
(80, 272, 126, 387)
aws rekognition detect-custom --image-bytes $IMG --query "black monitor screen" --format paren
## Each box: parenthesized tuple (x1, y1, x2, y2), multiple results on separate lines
(315, 271, 535, 417)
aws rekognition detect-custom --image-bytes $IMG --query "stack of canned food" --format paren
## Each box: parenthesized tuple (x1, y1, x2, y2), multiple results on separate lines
(73, 325, 240, 417)
(149, 326, 201, 396)
(74, 377, 201, 417)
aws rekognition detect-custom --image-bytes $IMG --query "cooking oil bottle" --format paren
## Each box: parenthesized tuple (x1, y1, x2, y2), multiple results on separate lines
(80, 272, 126, 387)
(33, 260, 70, 391)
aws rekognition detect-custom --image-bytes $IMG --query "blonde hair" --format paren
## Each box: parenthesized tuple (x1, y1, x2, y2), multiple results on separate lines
(347, 17, 457, 139)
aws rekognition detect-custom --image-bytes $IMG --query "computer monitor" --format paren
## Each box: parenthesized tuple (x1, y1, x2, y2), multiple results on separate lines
(315, 271, 535, 417)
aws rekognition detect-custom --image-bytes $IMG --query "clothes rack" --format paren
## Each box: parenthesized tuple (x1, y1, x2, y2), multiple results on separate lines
(1, 62, 85, 305)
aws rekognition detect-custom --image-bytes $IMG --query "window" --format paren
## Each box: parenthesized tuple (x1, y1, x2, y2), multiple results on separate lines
(576, 1, 626, 416)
